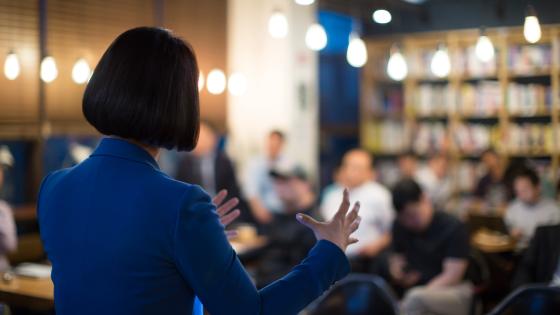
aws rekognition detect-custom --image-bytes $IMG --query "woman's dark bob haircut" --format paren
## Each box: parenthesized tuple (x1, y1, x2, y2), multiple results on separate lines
(83, 27, 199, 151)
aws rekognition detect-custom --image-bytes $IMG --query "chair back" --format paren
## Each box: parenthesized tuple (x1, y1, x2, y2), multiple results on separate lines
(304, 273, 399, 315)
(487, 284, 560, 315)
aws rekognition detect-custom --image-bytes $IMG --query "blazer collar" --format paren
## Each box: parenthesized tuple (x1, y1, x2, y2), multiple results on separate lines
(91, 137, 160, 170)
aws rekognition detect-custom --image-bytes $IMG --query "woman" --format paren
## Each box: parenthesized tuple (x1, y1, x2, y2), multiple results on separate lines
(37, 27, 361, 315)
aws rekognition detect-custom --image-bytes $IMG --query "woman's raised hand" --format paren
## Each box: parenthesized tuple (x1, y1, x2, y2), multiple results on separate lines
(296, 189, 361, 251)
(212, 189, 241, 239)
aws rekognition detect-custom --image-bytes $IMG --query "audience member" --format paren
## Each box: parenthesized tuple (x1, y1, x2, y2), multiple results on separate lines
(513, 224, 560, 288)
(175, 121, 253, 224)
(0, 146, 17, 271)
(390, 179, 471, 315)
(243, 130, 295, 224)
(320, 149, 394, 273)
(505, 168, 560, 251)
(473, 149, 507, 212)
(415, 153, 452, 210)
(398, 151, 418, 180)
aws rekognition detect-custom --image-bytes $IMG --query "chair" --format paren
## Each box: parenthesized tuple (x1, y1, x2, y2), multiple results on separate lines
(466, 249, 491, 315)
(486, 284, 560, 315)
(303, 273, 399, 315)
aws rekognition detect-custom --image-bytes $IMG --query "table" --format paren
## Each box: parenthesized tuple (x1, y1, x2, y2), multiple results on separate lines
(0, 274, 53, 311)
(230, 236, 268, 257)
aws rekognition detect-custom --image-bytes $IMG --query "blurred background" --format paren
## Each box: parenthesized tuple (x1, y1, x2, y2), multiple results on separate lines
(1, 0, 560, 314)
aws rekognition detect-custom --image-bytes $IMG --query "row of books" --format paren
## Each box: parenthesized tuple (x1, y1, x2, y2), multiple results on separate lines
(508, 44, 552, 75)
(505, 123, 555, 154)
(413, 82, 551, 117)
(507, 83, 552, 116)
(406, 44, 551, 78)
(362, 121, 410, 153)
(452, 124, 499, 155)
(365, 86, 404, 116)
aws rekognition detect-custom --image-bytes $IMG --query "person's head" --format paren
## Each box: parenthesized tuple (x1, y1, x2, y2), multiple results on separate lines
(193, 121, 218, 156)
(391, 178, 434, 232)
(0, 146, 14, 189)
(340, 149, 374, 189)
(481, 149, 500, 171)
(83, 27, 200, 151)
(428, 153, 449, 178)
(266, 130, 285, 160)
(398, 151, 417, 178)
(513, 168, 541, 205)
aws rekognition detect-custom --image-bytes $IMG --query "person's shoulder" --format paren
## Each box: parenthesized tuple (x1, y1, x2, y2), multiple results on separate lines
(539, 198, 560, 210)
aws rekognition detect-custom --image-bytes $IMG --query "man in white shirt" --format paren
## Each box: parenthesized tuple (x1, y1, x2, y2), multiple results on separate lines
(320, 149, 394, 272)
(505, 168, 560, 251)
(243, 130, 294, 224)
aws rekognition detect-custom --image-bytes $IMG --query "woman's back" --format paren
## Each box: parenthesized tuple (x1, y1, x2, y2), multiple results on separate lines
(38, 138, 197, 314)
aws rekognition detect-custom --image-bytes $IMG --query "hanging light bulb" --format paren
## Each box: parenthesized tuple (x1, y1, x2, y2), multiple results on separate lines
(523, 5, 541, 44)
(198, 72, 205, 91)
(346, 33, 368, 68)
(372, 9, 392, 24)
(294, 0, 315, 5)
(305, 23, 327, 51)
(228, 72, 247, 96)
(475, 29, 495, 63)
(387, 46, 408, 81)
(4, 52, 20, 80)
(71, 58, 91, 84)
(207, 69, 226, 95)
(268, 11, 289, 39)
(430, 45, 451, 78)
(40, 56, 58, 83)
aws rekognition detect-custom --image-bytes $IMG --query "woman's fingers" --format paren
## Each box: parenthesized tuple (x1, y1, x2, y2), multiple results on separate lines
(212, 189, 228, 206)
(216, 197, 239, 216)
(220, 209, 240, 227)
(334, 189, 351, 219)
(349, 217, 361, 234)
(345, 202, 360, 223)
(296, 213, 321, 230)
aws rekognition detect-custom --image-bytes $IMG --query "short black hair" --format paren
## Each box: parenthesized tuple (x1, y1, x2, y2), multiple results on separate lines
(391, 178, 423, 213)
(514, 167, 540, 187)
(83, 27, 200, 151)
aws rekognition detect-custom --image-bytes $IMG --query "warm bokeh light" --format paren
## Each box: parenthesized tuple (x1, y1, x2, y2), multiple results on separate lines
(198, 71, 205, 91)
(268, 11, 289, 39)
(4, 52, 20, 80)
(71, 58, 91, 84)
(387, 48, 408, 81)
(524, 15, 541, 44)
(40, 56, 58, 83)
(294, 0, 315, 5)
(475, 35, 495, 63)
(207, 69, 226, 95)
(305, 23, 327, 51)
(372, 9, 392, 24)
(430, 46, 450, 78)
(346, 33, 367, 68)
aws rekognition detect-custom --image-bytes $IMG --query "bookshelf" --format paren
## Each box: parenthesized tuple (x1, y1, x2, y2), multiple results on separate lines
(361, 25, 560, 195)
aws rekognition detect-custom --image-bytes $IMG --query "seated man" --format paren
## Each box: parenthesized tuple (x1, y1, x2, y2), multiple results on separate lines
(505, 168, 560, 251)
(513, 224, 560, 288)
(320, 149, 394, 273)
(390, 179, 471, 315)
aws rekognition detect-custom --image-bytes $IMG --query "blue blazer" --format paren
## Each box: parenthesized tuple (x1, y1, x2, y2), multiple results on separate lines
(38, 137, 350, 315)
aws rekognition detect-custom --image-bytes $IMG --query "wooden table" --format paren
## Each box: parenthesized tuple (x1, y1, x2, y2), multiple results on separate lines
(0, 274, 54, 311)
(230, 236, 268, 256)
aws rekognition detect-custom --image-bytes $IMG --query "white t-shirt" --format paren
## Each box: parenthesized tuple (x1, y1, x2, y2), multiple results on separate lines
(505, 198, 560, 250)
(320, 181, 395, 257)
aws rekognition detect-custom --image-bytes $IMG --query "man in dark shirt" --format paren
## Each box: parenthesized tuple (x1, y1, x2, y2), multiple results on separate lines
(390, 178, 471, 315)
(473, 149, 507, 212)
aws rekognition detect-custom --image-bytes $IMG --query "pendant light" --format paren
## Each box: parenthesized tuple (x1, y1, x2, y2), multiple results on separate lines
(4, 51, 20, 80)
(347, 32, 367, 68)
(387, 45, 408, 81)
(430, 44, 451, 78)
(475, 28, 495, 63)
(523, 5, 541, 44)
